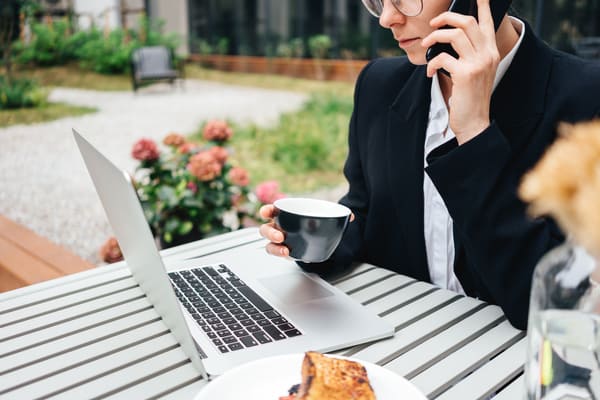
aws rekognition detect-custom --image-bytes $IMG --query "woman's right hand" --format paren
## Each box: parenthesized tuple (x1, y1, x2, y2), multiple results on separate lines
(258, 204, 290, 258)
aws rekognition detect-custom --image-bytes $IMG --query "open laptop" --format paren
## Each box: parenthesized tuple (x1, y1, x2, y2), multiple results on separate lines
(73, 129, 394, 379)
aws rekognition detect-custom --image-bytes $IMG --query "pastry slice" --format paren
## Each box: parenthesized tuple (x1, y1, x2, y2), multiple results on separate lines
(295, 351, 376, 400)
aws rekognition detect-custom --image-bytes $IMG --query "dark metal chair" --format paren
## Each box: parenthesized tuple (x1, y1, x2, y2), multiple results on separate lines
(130, 46, 184, 91)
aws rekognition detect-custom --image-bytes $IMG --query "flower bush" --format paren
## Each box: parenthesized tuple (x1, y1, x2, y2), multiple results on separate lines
(126, 120, 280, 250)
(0, 76, 47, 110)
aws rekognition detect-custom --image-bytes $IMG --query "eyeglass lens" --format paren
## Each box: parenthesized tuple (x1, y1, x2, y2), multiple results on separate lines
(361, 0, 423, 18)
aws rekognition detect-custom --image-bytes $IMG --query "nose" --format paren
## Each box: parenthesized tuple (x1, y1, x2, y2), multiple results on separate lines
(379, 0, 407, 29)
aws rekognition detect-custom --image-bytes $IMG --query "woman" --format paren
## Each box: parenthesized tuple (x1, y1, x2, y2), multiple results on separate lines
(259, 0, 600, 329)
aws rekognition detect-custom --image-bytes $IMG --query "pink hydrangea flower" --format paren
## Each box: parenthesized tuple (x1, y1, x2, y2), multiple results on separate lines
(255, 180, 286, 204)
(163, 132, 186, 147)
(229, 166, 250, 187)
(187, 151, 222, 181)
(131, 138, 160, 161)
(231, 192, 243, 207)
(203, 120, 233, 142)
(209, 146, 229, 164)
(186, 181, 198, 193)
(177, 142, 196, 154)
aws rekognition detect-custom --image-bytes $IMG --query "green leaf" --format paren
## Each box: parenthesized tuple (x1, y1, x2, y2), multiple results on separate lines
(178, 221, 193, 235)
(165, 217, 180, 233)
(157, 186, 178, 207)
(176, 179, 187, 193)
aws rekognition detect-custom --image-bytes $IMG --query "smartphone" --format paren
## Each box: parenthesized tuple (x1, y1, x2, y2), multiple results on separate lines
(425, 0, 513, 66)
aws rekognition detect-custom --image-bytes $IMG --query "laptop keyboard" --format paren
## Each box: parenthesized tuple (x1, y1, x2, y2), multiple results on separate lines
(168, 264, 302, 355)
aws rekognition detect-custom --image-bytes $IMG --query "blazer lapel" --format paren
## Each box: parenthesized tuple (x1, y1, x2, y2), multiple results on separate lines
(491, 20, 551, 138)
(386, 65, 432, 282)
(453, 21, 552, 295)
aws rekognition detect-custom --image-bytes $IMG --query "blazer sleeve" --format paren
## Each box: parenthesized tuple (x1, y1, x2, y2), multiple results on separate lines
(297, 61, 378, 277)
(425, 46, 600, 329)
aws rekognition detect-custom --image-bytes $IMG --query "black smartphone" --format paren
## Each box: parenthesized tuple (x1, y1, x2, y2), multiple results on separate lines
(425, 0, 512, 64)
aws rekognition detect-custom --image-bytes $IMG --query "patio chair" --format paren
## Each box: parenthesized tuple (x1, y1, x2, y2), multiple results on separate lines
(130, 45, 184, 91)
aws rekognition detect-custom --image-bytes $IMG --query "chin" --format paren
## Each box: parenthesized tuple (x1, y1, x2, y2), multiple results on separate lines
(405, 52, 427, 66)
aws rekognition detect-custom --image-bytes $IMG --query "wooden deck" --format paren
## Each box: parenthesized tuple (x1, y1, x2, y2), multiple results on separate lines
(0, 215, 94, 292)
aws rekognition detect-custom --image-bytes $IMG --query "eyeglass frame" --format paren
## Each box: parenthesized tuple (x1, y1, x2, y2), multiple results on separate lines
(361, 0, 425, 18)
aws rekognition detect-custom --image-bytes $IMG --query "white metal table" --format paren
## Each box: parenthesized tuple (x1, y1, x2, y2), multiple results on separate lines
(0, 228, 525, 399)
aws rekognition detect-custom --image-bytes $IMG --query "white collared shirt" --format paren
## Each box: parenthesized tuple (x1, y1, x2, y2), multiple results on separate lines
(423, 18, 525, 293)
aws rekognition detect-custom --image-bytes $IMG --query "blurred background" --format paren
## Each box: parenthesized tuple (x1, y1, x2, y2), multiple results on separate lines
(4, 0, 600, 62)
(0, 0, 598, 292)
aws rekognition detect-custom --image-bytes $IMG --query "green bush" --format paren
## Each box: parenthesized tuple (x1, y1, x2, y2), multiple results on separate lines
(289, 38, 305, 58)
(0, 76, 47, 110)
(137, 17, 180, 49)
(216, 37, 229, 55)
(14, 15, 180, 75)
(77, 30, 138, 74)
(232, 92, 352, 174)
(14, 19, 77, 66)
(308, 34, 332, 59)
(272, 93, 351, 172)
(195, 39, 212, 55)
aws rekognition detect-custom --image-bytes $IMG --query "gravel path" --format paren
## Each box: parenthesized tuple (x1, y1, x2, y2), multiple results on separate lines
(0, 80, 319, 265)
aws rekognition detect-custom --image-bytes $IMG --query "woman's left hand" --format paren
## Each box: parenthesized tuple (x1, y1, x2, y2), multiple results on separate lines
(421, 0, 500, 145)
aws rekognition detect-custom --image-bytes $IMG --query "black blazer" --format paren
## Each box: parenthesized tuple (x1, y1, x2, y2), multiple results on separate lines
(300, 21, 600, 330)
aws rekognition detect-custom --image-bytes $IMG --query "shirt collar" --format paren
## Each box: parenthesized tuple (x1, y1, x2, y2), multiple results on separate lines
(494, 17, 525, 90)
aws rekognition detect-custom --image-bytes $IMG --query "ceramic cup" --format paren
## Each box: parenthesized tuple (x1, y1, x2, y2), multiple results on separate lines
(273, 197, 351, 263)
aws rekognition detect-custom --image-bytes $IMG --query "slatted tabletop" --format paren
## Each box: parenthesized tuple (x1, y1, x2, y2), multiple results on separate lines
(0, 228, 526, 399)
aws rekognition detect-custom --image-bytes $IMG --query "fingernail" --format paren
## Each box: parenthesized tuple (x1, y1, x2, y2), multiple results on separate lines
(280, 247, 287, 256)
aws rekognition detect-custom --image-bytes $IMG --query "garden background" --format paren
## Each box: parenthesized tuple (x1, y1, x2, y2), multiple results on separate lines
(1, 0, 598, 272)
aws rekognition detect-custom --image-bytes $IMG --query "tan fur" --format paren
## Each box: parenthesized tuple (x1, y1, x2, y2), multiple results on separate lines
(519, 119, 600, 258)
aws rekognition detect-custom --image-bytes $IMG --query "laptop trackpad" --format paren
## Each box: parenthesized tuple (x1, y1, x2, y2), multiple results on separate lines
(258, 273, 334, 305)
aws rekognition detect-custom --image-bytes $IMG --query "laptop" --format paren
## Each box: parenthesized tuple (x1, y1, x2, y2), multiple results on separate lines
(72, 129, 394, 379)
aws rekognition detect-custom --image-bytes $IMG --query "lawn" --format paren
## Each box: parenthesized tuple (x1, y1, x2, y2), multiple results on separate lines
(15, 64, 132, 91)
(184, 65, 355, 193)
(15, 63, 354, 96)
(10, 63, 355, 193)
(0, 102, 96, 128)
(184, 64, 354, 98)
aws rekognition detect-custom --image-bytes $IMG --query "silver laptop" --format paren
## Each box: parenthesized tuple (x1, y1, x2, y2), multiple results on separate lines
(73, 129, 394, 379)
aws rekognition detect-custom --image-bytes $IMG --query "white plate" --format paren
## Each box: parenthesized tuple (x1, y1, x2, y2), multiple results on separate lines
(195, 353, 427, 400)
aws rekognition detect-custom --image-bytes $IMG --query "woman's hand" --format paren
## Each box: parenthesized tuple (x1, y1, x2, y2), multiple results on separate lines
(421, 0, 500, 144)
(258, 203, 355, 258)
(258, 204, 290, 258)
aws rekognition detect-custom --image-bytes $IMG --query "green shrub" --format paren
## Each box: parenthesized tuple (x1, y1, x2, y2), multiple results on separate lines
(68, 29, 103, 59)
(216, 37, 229, 55)
(137, 16, 180, 49)
(289, 38, 305, 58)
(271, 93, 351, 172)
(229, 92, 352, 174)
(0, 76, 47, 110)
(308, 35, 332, 59)
(14, 15, 180, 75)
(77, 29, 139, 74)
(275, 42, 292, 58)
(14, 19, 77, 66)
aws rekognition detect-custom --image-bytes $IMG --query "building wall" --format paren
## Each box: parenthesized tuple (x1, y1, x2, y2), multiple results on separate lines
(70, 0, 144, 32)
(73, 0, 119, 30)
(147, 0, 189, 55)
(179, 0, 600, 59)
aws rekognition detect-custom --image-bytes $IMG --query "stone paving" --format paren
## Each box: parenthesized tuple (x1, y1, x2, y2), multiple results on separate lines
(0, 80, 333, 265)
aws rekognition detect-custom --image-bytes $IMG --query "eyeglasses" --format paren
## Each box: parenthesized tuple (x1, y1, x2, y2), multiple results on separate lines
(360, 0, 424, 17)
